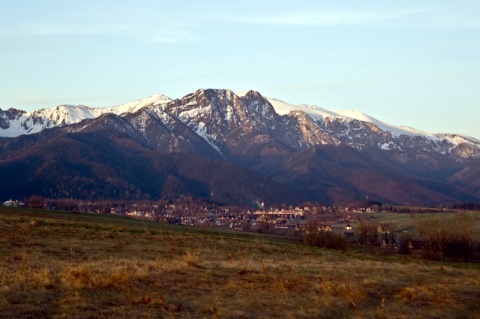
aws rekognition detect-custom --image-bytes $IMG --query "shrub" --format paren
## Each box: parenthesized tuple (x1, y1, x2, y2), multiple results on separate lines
(398, 232, 411, 255)
(356, 220, 379, 246)
(304, 231, 349, 251)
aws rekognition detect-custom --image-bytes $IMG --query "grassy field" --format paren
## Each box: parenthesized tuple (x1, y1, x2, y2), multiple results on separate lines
(335, 210, 480, 234)
(1, 208, 479, 318)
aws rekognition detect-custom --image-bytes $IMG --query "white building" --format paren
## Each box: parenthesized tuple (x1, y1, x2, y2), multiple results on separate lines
(3, 200, 24, 207)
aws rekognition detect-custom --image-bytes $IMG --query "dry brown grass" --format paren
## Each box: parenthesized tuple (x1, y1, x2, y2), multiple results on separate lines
(0, 209, 479, 318)
(182, 250, 202, 268)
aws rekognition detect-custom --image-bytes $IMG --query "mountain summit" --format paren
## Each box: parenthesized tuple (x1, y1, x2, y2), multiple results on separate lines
(1, 89, 478, 159)
(1, 89, 479, 205)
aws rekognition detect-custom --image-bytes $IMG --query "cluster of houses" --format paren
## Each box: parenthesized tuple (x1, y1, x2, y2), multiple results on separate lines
(3, 197, 402, 246)
(2, 197, 377, 234)
(111, 203, 405, 249)
(109, 203, 381, 238)
(120, 205, 311, 234)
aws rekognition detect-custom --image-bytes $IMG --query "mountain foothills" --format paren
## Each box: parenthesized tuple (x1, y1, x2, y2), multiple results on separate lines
(1, 89, 479, 206)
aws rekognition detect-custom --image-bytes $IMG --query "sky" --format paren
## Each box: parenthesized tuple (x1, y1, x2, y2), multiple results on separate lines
(1, 1, 479, 139)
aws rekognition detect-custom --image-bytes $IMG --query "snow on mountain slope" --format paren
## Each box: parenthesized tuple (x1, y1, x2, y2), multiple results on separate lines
(265, 96, 480, 150)
(265, 96, 480, 155)
(0, 94, 172, 138)
(0, 112, 46, 137)
(436, 133, 480, 145)
(264, 97, 339, 118)
(101, 94, 172, 115)
(334, 109, 437, 139)
(1, 89, 479, 159)
(31, 105, 98, 125)
(265, 97, 437, 139)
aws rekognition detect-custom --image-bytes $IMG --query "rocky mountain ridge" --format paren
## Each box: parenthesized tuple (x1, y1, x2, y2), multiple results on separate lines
(1, 89, 479, 206)
(2, 89, 478, 160)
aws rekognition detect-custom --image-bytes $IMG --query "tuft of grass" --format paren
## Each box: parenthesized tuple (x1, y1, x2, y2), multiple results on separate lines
(182, 250, 201, 268)
(0, 265, 56, 290)
(61, 263, 130, 290)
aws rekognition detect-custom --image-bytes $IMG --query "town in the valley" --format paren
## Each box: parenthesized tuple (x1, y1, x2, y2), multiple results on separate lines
(3, 195, 440, 247)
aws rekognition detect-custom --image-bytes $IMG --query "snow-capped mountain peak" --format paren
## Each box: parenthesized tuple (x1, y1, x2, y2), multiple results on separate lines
(101, 94, 172, 115)
(265, 97, 436, 139)
(0, 94, 172, 137)
(264, 97, 339, 118)
(1, 89, 479, 159)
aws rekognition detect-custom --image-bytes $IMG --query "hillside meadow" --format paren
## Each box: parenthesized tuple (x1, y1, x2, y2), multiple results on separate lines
(331, 209, 480, 235)
(1, 207, 479, 318)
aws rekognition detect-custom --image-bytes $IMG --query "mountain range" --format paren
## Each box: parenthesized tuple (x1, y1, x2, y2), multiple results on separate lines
(1, 89, 479, 206)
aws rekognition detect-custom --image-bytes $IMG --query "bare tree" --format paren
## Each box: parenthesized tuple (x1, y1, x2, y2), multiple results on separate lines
(356, 220, 379, 246)
(416, 214, 475, 261)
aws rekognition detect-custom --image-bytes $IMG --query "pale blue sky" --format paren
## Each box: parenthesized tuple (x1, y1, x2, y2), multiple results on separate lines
(1, 1, 479, 138)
